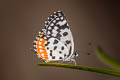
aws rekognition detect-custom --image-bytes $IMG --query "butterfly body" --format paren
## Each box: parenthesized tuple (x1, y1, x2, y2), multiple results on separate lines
(33, 11, 77, 64)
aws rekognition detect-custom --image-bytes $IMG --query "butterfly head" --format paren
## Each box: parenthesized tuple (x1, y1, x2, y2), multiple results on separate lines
(38, 31, 45, 37)
(40, 32, 44, 35)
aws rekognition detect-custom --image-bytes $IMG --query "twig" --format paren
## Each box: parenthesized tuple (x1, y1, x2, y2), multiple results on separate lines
(38, 63, 120, 77)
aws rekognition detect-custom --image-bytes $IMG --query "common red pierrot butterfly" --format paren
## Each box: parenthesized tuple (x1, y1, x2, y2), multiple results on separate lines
(33, 11, 78, 65)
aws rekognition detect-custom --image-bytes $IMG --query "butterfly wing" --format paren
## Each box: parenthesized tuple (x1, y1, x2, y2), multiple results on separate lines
(33, 11, 75, 62)
(44, 11, 74, 61)
(33, 34, 69, 62)
(44, 37, 69, 61)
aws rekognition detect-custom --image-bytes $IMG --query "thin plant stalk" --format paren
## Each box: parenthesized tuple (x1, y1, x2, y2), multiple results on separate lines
(38, 63, 120, 77)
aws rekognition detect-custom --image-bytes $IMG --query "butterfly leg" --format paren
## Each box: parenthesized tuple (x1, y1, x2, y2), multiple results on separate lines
(70, 59, 76, 65)
(74, 51, 79, 57)
(42, 59, 50, 63)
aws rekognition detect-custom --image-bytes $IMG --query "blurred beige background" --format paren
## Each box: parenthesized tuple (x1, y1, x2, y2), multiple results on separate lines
(0, 0, 120, 80)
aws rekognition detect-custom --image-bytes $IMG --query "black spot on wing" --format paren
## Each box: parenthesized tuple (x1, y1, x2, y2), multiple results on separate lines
(61, 46, 64, 50)
(64, 54, 66, 57)
(54, 46, 57, 50)
(52, 56, 55, 59)
(56, 33, 62, 40)
(59, 51, 62, 54)
(50, 50, 53, 56)
(56, 28, 61, 33)
(59, 57, 62, 59)
(46, 47, 49, 50)
(63, 32, 68, 36)
(65, 44, 67, 46)
(53, 39, 58, 44)
(50, 50, 52, 53)
(45, 42, 50, 46)
(50, 53, 52, 56)
(66, 40, 71, 44)
(56, 23, 69, 30)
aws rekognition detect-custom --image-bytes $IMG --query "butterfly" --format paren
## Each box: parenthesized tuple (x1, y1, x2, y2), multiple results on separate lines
(33, 11, 78, 65)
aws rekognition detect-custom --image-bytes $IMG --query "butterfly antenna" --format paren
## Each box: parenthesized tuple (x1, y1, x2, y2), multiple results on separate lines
(75, 42, 94, 55)
(75, 50, 91, 55)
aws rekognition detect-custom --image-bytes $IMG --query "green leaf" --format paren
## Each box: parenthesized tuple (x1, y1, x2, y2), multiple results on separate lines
(38, 63, 120, 77)
(96, 46, 120, 70)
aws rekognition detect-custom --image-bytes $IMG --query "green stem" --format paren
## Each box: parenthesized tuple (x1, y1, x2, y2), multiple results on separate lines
(96, 46, 120, 70)
(38, 63, 120, 77)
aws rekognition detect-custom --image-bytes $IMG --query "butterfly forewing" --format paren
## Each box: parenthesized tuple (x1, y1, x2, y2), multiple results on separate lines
(44, 11, 74, 61)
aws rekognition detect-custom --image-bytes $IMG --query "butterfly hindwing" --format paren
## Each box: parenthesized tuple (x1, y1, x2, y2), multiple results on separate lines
(44, 37, 69, 61)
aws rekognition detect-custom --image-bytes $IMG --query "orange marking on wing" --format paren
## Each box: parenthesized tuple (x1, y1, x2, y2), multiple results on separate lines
(37, 38, 48, 59)
(40, 32, 44, 35)
(38, 45, 45, 49)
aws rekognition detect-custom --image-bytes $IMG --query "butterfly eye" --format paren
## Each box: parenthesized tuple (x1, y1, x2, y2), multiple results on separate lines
(40, 32, 44, 35)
